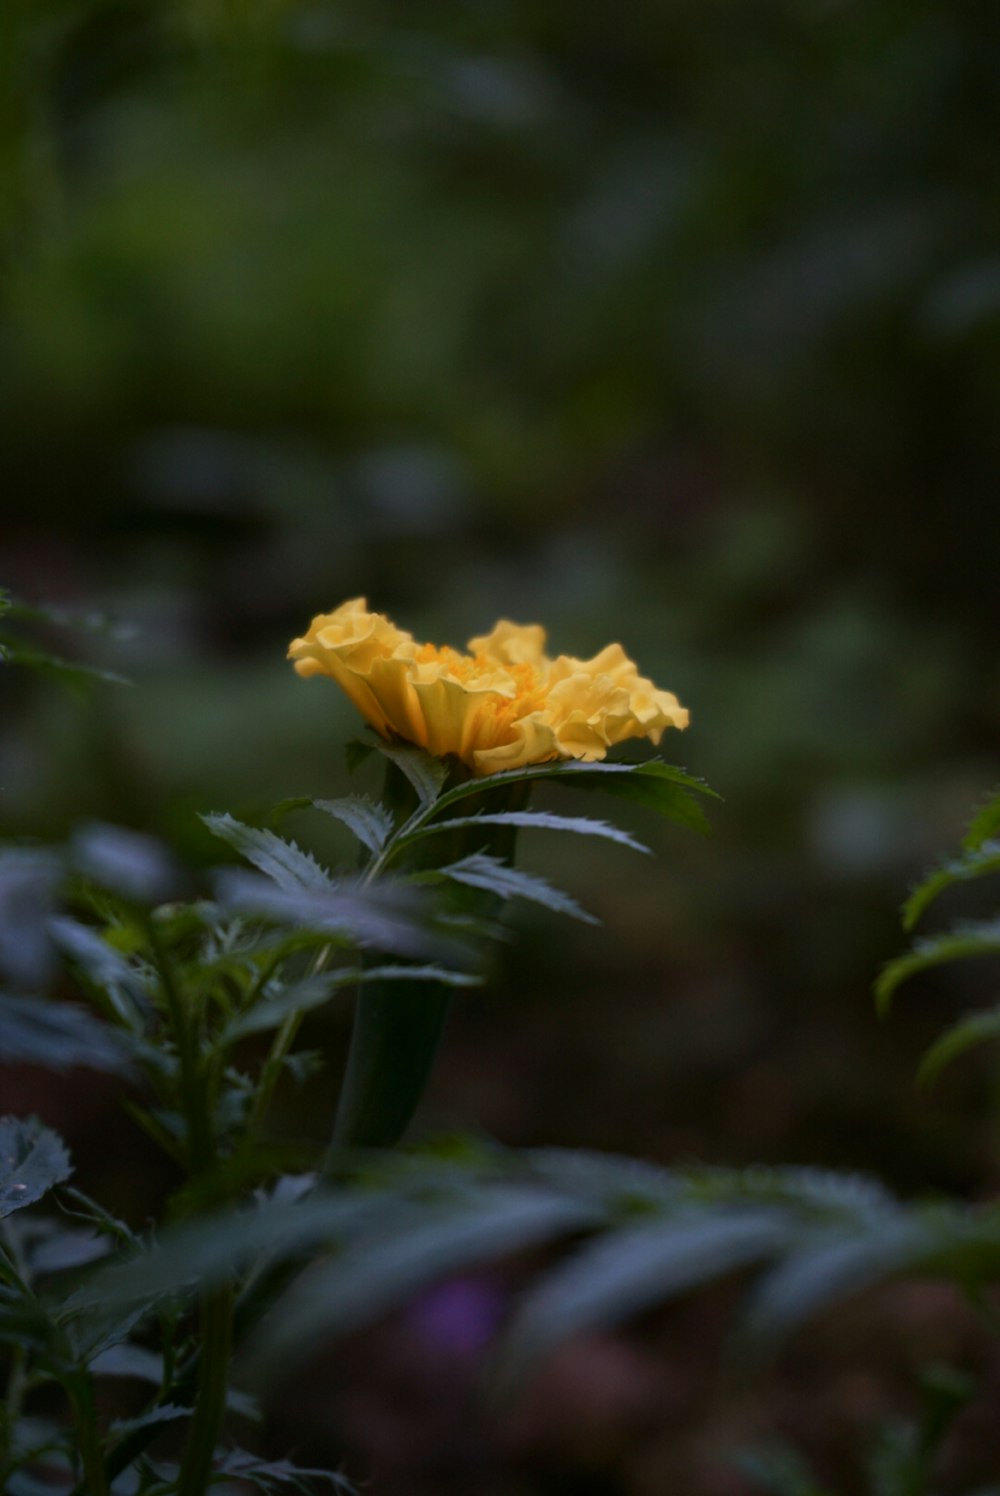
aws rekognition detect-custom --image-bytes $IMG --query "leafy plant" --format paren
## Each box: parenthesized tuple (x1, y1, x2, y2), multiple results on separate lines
(0, 638, 716, 1495)
(877, 786, 1000, 1085)
(0, 590, 131, 689)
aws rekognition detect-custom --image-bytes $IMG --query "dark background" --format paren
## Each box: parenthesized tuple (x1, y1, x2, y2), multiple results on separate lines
(3, 2, 1000, 1491)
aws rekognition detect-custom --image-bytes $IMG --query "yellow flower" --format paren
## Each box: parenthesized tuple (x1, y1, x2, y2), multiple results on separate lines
(289, 598, 689, 775)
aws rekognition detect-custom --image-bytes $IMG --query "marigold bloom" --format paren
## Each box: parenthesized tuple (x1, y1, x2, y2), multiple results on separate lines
(289, 598, 688, 775)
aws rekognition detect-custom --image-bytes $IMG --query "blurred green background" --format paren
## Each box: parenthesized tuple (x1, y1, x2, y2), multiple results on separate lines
(3, 1, 1000, 1491)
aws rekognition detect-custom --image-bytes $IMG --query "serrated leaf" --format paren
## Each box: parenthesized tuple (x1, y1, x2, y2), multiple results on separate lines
(66, 1189, 400, 1314)
(0, 993, 133, 1074)
(217, 1448, 354, 1492)
(438, 853, 598, 924)
(201, 814, 335, 895)
(71, 822, 178, 904)
(436, 755, 717, 804)
(406, 810, 651, 855)
(48, 916, 148, 1025)
(89, 1343, 164, 1382)
(313, 796, 395, 855)
(369, 740, 447, 806)
(563, 760, 716, 835)
(250, 1186, 605, 1370)
(108, 1403, 192, 1438)
(4, 599, 134, 638)
(963, 788, 1000, 852)
(686, 1164, 895, 1221)
(903, 840, 1000, 930)
(735, 1218, 932, 1358)
(0, 1117, 72, 1219)
(214, 870, 457, 961)
(527, 1147, 683, 1211)
(916, 1006, 1000, 1086)
(497, 1209, 785, 1391)
(222, 963, 480, 1044)
(875, 921, 1000, 1015)
(29, 1226, 110, 1275)
(1, 645, 130, 687)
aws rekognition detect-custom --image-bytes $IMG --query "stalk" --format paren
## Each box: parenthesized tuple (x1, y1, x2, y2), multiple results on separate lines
(329, 765, 529, 1158)
(67, 1374, 109, 1496)
(176, 1286, 233, 1496)
(328, 975, 453, 1152)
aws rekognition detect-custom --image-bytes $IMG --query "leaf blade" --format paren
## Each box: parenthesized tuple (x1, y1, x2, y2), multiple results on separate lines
(497, 1208, 785, 1392)
(0, 993, 133, 1075)
(875, 920, 1000, 1016)
(903, 840, 1000, 930)
(200, 814, 334, 895)
(313, 796, 395, 855)
(405, 810, 651, 855)
(438, 853, 598, 924)
(0, 1117, 73, 1220)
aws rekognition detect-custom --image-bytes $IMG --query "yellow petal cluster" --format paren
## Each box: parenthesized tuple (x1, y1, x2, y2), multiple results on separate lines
(289, 598, 688, 775)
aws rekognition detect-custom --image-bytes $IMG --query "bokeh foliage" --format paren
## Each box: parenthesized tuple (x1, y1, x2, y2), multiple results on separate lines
(4, 1, 1000, 1490)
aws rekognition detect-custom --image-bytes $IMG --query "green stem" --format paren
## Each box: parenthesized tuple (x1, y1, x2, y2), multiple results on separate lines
(67, 1373, 109, 1496)
(0, 1230, 32, 1482)
(176, 1286, 233, 1496)
(327, 976, 453, 1156)
(363, 762, 535, 881)
(250, 944, 332, 1134)
(331, 771, 530, 1156)
(249, 1008, 304, 1132)
(148, 921, 211, 1172)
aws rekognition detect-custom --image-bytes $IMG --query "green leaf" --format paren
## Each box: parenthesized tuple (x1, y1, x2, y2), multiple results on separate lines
(249, 1186, 605, 1371)
(88, 1343, 164, 1382)
(0, 645, 130, 687)
(200, 813, 335, 894)
(222, 963, 480, 1044)
(65, 1188, 408, 1315)
(108, 1403, 192, 1438)
(903, 840, 1000, 930)
(268, 796, 314, 824)
(3, 599, 133, 637)
(0, 1117, 72, 1219)
(875, 921, 1000, 1015)
(405, 810, 651, 855)
(438, 852, 598, 924)
(217, 1449, 355, 1493)
(963, 788, 1000, 852)
(214, 871, 459, 961)
(916, 1006, 1000, 1086)
(369, 740, 447, 806)
(70, 822, 178, 904)
(0, 993, 133, 1074)
(313, 796, 395, 855)
(561, 759, 716, 835)
(497, 1209, 785, 1391)
(735, 1218, 932, 1358)
(435, 755, 717, 804)
(48, 916, 147, 1024)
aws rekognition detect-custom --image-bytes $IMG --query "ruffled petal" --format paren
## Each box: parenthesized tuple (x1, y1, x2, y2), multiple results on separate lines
(290, 603, 688, 774)
(467, 620, 548, 667)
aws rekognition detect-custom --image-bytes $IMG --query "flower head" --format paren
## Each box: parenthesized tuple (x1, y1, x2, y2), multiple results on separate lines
(289, 598, 688, 775)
